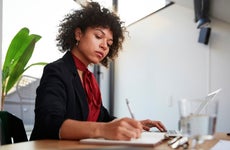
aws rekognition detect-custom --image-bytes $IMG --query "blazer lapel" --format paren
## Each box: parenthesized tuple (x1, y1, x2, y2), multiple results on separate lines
(62, 52, 89, 120)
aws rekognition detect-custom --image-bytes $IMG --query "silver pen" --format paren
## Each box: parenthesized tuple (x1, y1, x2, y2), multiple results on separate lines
(125, 98, 135, 119)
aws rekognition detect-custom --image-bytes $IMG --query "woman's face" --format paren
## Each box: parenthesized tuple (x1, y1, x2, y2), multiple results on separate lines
(74, 27, 113, 66)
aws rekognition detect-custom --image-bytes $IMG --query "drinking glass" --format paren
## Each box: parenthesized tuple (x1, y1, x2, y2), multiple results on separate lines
(178, 98, 218, 148)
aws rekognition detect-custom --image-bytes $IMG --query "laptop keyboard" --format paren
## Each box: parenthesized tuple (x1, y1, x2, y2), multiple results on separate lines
(165, 130, 182, 138)
(167, 130, 179, 134)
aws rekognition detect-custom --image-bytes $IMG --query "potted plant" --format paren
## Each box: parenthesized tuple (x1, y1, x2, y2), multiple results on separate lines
(1, 27, 47, 110)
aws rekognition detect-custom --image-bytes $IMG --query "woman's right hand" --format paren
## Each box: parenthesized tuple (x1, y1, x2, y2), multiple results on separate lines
(99, 117, 142, 140)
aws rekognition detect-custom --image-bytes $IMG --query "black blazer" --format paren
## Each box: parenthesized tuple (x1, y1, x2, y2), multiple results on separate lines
(30, 51, 115, 140)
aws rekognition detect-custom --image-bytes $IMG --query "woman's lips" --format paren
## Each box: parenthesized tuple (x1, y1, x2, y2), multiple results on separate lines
(95, 51, 104, 58)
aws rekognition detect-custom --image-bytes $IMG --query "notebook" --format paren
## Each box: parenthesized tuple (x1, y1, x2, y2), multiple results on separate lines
(80, 131, 166, 146)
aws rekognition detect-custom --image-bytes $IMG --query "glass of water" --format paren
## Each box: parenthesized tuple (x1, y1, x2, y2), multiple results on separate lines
(178, 98, 218, 148)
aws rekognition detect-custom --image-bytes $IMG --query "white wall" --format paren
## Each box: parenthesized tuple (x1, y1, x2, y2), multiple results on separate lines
(114, 4, 230, 133)
(209, 20, 230, 131)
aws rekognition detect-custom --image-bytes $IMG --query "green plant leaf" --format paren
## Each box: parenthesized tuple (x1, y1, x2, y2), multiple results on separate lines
(2, 27, 42, 96)
(24, 62, 48, 71)
(7, 40, 40, 91)
(1, 27, 47, 110)
(2, 28, 31, 81)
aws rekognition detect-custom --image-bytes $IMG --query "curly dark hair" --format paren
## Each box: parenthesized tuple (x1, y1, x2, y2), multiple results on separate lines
(56, 1, 126, 67)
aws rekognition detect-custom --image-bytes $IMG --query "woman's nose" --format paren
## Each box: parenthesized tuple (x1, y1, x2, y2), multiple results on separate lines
(100, 39, 108, 50)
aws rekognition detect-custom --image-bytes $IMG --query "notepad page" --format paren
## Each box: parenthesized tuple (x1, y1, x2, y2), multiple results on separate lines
(80, 132, 165, 146)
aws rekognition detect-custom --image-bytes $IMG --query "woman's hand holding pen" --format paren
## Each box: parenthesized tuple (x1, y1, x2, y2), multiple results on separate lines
(125, 99, 167, 132)
(99, 117, 142, 141)
(140, 119, 167, 132)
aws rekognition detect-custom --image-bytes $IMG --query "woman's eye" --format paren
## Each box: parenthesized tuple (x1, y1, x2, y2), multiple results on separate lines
(95, 34, 102, 39)
(107, 43, 112, 48)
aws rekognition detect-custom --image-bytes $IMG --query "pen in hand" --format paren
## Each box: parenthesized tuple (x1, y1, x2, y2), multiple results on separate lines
(126, 98, 144, 139)
(126, 98, 135, 119)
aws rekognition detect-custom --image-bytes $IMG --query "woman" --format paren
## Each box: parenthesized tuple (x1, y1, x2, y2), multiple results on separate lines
(30, 1, 166, 141)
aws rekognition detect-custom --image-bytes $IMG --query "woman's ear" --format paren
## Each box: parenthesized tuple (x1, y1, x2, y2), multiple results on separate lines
(74, 28, 82, 41)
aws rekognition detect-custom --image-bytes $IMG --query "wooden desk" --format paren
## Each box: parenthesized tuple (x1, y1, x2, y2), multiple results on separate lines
(1, 132, 229, 150)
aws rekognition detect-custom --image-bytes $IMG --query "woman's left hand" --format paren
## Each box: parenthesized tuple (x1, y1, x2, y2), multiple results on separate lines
(140, 119, 167, 132)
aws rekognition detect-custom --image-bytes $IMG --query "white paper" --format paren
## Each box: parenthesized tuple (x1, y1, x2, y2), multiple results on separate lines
(211, 140, 230, 150)
(80, 131, 165, 146)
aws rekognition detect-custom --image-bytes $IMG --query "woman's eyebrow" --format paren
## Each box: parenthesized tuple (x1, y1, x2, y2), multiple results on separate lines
(95, 28, 113, 42)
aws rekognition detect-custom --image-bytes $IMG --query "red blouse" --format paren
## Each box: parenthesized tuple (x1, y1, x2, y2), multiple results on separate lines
(72, 53, 102, 121)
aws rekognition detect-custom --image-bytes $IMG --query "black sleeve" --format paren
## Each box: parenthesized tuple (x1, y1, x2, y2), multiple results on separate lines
(98, 105, 116, 122)
(30, 63, 68, 140)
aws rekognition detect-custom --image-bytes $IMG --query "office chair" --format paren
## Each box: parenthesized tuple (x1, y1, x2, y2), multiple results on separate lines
(0, 111, 28, 145)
